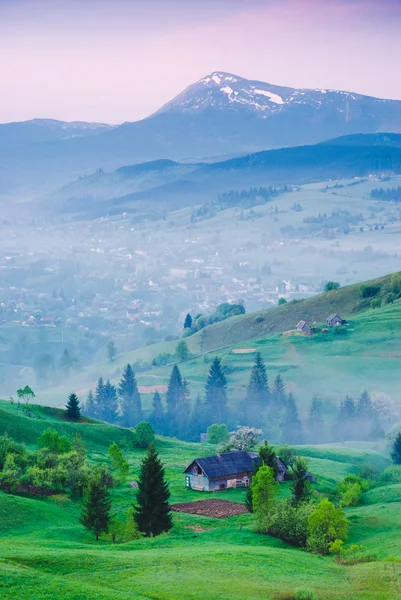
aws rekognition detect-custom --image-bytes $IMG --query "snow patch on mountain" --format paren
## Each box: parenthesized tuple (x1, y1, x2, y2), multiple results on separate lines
(253, 89, 284, 105)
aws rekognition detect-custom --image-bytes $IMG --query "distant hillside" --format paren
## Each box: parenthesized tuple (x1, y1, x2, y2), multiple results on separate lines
(50, 133, 401, 217)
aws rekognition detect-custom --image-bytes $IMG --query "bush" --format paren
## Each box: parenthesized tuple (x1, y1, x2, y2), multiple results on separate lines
(338, 474, 367, 507)
(307, 499, 348, 555)
(295, 589, 319, 600)
(266, 500, 314, 547)
(278, 298, 287, 305)
(324, 281, 340, 293)
(361, 284, 381, 298)
(370, 297, 382, 309)
(133, 422, 155, 449)
(379, 465, 401, 484)
(329, 542, 377, 565)
(38, 428, 71, 454)
(206, 424, 229, 445)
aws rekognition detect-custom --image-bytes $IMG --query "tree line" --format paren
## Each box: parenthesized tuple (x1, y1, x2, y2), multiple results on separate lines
(371, 186, 401, 202)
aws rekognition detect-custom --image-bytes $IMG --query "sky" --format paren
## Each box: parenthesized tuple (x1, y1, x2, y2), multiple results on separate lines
(0, 0, 400, 123)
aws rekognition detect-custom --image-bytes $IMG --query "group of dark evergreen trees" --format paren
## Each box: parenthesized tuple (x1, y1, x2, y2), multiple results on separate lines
(84, 364, 142, 428)
(371, 186, 401, 202)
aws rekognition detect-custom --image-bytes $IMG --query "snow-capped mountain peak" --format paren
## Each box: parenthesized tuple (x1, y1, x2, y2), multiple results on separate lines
(155, 71, 389, 118)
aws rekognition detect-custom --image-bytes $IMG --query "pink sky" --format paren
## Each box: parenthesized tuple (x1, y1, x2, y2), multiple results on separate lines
(0, 0, 400, 123)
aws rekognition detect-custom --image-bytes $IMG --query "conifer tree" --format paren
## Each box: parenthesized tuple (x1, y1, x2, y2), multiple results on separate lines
(118, 364, 142, 427)
(266, 374, 286, 442)
(81, 465, 112, 540)
(183, 313, 192, 330)
(356, 389, 374, 439)
(205, 357, 228, 424)
(134, 444, 172, 537)
(243, 352, 269, 424)
(281, 393, 302, 444)
(391, 432, 401, 465)
(176, 378, 191, 438)
(272, 374, 286, 406)
(338, 395, 356, 441)
(101, 380, 119, 424)
(149, 391, 164, 432)
(290, 456, 311, 504)
(308, 396, 324, 444)
(66, 392, 81, 421)
(259, 440, 279, 478)
(85, 389, 97, 418)
(187, 393, 205, 442)
(95, 377, 105, 415)
(165, 365, 184, 435)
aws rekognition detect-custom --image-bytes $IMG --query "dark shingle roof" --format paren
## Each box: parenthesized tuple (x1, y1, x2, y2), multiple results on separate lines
(184, 450, 259, 479)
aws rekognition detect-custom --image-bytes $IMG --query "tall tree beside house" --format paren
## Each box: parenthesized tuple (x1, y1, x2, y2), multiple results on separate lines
(165, 365, 185, 436)
(308, 396, 324, 444)
(281, 393, 303, 445)
(149, 391, 164, 433)
(80, 465, 112, 541)
(205, 357, 228, 424)
(183, 313, 192, 330)
(243, 352, 269, 424)
(118, 364, 142, 427)
(391, 432, 401, 465)
(134, 444, 172, 537)
(66, 392, 81, 421)
(187, 394, 206, 442)
(251, 465, 279, 531)
(100, 380, 119, 424)
(290, 456, 311, 504)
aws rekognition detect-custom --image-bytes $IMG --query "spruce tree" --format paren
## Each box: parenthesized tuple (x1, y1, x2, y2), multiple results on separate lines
(308, 396, 324, 444)
(187, 394, 205, 442)
(95, 377, 105, 416)
(272, 374, 286, 406)
(205, 357, 228, 424)
(81, 465, 112, 540)
(165, 365, 184, 435)
(244, 352, 269, 424)
(266, 374, 286, 442)
(391, 432, 401, 465)
(118, 364, 142, 427)
(338, 395, 356, 441)
(183, 313, 192, 330)
(66, 392, 81, 421)
(290, 456, 311, 504)
(176, 378, 191, 439)
(134, 444, 172, 537)
(85, 389, 97, 419)
(101, 380, 119, 424)
(149, 391, 164, 432)
(281, 393, 302, 444)
(356, 389, 374, 440)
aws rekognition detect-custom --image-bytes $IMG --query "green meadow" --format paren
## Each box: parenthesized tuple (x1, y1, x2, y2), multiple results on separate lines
(0, 400, 400, 600)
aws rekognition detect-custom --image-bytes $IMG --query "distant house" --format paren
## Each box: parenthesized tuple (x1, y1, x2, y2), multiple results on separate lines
(296, 320, 311, 335)
(184, 451, 289, 491)
(326, 313, 347, 327)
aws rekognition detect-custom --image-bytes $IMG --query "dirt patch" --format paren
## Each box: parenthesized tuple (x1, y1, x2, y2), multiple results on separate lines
(184, 524, 211, 533)
(231, 348, 256, 354)
(138, 385, 168, 394)
(171, 499, 248, 518)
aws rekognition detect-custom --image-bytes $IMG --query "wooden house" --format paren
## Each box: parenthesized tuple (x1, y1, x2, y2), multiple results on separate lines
(296, 320, 311, 335)
(326, 313, 346, 327)
(184, 451, 289, 491)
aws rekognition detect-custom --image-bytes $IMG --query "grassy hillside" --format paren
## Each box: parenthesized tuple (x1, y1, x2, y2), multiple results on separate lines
(0, 404, 399, 599)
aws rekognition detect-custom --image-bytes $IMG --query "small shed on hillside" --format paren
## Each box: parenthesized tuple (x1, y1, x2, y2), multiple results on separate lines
(326, 313, 347, 327)
(296, 320, 311, 335)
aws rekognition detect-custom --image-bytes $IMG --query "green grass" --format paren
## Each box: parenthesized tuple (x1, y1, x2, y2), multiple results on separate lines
(0, 405, 401, 599)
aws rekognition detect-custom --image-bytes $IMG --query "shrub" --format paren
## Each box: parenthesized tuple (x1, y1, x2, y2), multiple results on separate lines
(330, 542, 377, 565)
(370, 297, 382, 309)
(133, 422, 155, 449)
(38, 428, 71, 454)
(307, 499, 348, 555)
(295, 589, 319, 600)
(278, 298, 287, 305)
(266, 500, 314, 547)
(206, 424, 229, 445)
(379, 465, 401, 484)
(361, 284, 380, 298)
(338, 474, 367, 507)
(277, 445, 296, 468)
(324, 281, 340, 292)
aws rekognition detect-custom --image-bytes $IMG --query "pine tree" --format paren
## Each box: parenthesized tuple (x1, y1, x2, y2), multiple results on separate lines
(66, 392, 81, 421)
(134, 444, 172, 537)
(176, 378, 191, 438)
(80, 465, 112, 540)
(101, 380, 119, 424)
(308, 396, 324, 444)
(183, 313, 192, 330)
(165, 365, 184, 435)
(259, 440, 278, 479)
(187, 394, 205, 442)
(118, 364, 142, 427)
(281, 393, 302, 444)
(272, 374, 286, 406)
(266, 374, 286, 442)
(391, 432, 401, 465)
(290, 456, 311, 504)
(356, 389, 374, 440)
(338, 395, 356, 441)
(243, 352, 269, 424)
(205, 357, 228, 424)
(84, 389, 97, 419)
(149, 391, 164, 432)
(95, 377, 105, 416)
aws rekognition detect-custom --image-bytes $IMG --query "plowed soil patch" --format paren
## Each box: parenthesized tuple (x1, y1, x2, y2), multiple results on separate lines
(232, 348, 256, 354)
(171, 499, 248, 518)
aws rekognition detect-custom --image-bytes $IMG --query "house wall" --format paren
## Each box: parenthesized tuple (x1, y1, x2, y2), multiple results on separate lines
(187, 474, 209, 491)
